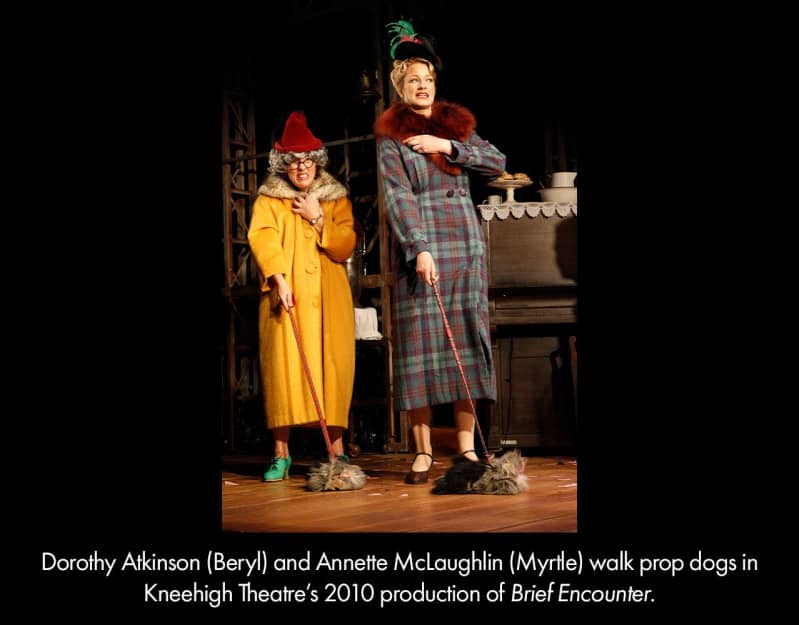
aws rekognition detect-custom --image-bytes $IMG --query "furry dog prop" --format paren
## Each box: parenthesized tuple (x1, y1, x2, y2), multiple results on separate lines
(431, 449, 528, 495)
(306, 458, 367, 492)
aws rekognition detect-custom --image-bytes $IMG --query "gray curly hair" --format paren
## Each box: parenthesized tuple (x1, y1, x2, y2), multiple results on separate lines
(268, 147, 329, 174)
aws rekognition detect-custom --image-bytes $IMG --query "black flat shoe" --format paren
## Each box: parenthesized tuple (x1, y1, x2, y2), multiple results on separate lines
(460, 449, 480, 462)
(404, 452, 433, 484)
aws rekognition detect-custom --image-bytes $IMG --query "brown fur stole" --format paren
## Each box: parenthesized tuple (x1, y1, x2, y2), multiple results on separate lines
(373, 101, 476, 175)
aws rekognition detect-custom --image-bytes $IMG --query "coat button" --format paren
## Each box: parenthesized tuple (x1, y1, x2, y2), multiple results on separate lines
(459, 189, 468, 196)
(305, 264, 318, 273)
(446, 189, 454, 198)
(304, 228, 314, 238)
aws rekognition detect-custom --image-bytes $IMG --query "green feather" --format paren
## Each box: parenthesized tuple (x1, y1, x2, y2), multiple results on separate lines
(386, 20, 417, 37)
(386, 20, 419, 59)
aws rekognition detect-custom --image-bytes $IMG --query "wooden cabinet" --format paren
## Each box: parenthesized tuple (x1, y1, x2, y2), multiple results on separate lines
(489, 333, 576, 449)
(481, 203, 577, 450)
(485, 208, 576, 290)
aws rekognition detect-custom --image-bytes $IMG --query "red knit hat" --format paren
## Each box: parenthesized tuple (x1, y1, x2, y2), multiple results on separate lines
(274, 111, 323, 152)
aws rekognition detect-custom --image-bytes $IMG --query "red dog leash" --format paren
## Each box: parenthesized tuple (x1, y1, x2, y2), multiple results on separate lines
(432, 281, 490, 461)
(287, 306, 336, 463)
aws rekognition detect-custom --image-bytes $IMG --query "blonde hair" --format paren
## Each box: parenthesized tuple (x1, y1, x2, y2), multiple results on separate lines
(389, 57, 437, 96)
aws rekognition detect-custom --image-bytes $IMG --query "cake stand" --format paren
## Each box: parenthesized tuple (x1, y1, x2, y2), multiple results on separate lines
(487, 179, 533, 203)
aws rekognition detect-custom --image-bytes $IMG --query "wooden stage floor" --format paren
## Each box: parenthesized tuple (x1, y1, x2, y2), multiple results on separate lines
(223, 453, 577, 533)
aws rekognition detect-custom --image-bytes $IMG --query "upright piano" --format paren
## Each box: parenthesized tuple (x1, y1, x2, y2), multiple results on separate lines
(480, 201, 577, 449)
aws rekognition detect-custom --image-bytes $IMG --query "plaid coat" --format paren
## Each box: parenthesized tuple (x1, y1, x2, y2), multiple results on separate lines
(375, 102, 506, 410)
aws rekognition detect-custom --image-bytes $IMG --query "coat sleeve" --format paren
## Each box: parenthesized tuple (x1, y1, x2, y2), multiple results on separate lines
(377, 137, 431, 265)
(247, 195, 288, 291)
(318, 196, 357, 263)
(447, 131, 507, 178)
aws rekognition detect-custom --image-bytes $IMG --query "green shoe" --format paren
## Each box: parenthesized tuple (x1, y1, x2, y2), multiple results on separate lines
(337, 454, 350, 463)
(263, 456, 292, 482)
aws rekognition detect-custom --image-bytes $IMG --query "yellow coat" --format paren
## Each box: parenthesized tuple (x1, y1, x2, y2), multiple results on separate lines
(248, 170, 356, 430)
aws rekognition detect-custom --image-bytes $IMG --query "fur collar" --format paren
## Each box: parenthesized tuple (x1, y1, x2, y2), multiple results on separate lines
(258, 169, 347, 201)
(373, 101, 476, 175)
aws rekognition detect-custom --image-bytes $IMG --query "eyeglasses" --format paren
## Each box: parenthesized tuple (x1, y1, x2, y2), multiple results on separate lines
(287, 158, 315, 170)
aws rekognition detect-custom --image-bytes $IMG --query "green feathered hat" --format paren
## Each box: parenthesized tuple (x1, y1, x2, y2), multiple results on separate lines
(387, 19, 442, 73)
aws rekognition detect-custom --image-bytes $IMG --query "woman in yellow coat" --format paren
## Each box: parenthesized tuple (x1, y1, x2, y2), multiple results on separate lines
(248, 111, 356, 482)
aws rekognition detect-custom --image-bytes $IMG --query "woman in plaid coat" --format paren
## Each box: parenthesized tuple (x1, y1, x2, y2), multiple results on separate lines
(375, 39, 506, 484)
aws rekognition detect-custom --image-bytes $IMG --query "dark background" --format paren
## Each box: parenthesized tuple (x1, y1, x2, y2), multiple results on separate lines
(19, 1, 779, 613)
(237, 1, 577, 198)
